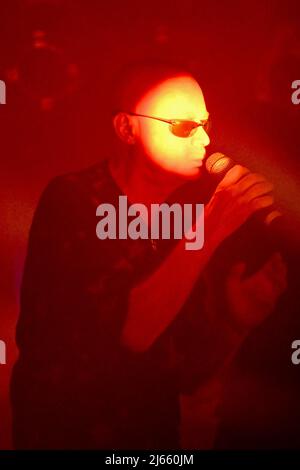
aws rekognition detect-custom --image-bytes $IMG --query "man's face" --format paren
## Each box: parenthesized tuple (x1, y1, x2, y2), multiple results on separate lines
(133, 74, 210, 178)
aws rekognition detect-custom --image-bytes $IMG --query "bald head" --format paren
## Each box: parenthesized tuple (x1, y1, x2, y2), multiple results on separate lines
(112, 64, 210, 179)
(111, 60, 194, 114)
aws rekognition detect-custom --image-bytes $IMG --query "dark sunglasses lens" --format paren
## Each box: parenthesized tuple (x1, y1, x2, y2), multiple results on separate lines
(203, 118, 212, 133)
(171, 121, 198, 137)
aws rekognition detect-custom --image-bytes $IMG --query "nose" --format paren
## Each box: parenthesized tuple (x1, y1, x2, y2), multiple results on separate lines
(191, 126, 210, 147)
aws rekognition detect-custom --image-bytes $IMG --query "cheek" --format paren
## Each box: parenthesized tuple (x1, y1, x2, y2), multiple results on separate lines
(142, 125, 186, 162)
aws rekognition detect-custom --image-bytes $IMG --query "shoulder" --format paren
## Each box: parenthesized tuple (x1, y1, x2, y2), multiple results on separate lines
(27, 160, 113, 245)
(37, 159, 113, 216)
(43, 159, 111, 201)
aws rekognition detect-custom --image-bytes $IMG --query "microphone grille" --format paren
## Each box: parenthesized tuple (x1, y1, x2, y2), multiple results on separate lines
(206, 152, 232, 174)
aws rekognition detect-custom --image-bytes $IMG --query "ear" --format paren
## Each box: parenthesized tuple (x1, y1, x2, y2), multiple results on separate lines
(113, 112, 137, 145)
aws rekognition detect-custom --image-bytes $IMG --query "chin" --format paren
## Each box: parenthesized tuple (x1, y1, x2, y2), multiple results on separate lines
(158, 163, 202, 181)
(180, 166, 202, 180)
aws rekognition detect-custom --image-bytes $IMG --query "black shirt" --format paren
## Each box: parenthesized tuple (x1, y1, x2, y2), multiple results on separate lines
(11, 159, 254, 449)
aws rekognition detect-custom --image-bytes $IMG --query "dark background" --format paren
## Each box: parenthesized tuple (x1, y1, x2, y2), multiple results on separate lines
(1, 0, 300, 449)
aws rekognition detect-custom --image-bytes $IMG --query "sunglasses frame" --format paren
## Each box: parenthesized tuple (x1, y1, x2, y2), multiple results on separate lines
(122, 112, 211, 138)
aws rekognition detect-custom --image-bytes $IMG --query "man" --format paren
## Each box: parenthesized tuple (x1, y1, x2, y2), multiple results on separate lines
(11, 62, 287, 449)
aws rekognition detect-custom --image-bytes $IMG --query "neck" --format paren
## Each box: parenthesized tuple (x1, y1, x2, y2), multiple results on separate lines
(109, 149, 185, 211)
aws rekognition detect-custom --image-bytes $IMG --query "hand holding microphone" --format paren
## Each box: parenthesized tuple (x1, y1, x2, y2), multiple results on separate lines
(203, 153, 288, 333)
(204, 152, 282, 247)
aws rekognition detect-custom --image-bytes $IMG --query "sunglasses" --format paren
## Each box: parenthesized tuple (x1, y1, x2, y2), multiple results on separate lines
(124, 112, 211, 138)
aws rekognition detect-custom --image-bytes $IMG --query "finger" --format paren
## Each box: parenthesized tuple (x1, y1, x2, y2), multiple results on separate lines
(239, 194, 274, 219)
(241, 181, 274, 201)
(217, 165, 251, 190)
(265, 210, 282, 226)
(234, 173, 272, 195)
(249, 195, 274, 212)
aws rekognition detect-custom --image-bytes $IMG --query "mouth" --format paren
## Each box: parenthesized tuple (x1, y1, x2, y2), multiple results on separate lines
(191, 153, 206, 166)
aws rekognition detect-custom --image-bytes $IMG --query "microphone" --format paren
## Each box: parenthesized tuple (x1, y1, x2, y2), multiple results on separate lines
(205, 152, 283, 226)
(205, 152, 234, 176)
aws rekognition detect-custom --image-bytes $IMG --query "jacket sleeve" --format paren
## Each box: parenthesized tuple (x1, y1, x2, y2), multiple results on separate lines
(11, 174, 149, 449)
(11, 175, 104, 448)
